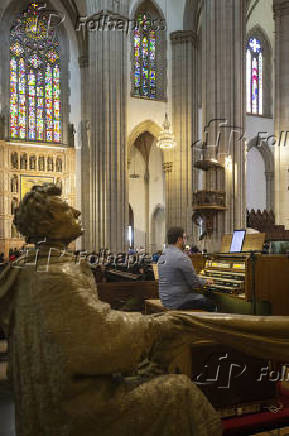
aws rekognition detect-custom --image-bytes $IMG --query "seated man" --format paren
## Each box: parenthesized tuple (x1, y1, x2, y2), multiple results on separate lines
(158, 227, 216, 311)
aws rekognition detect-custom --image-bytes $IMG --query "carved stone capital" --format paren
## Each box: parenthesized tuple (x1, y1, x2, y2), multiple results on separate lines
(170, 30, 197, 46)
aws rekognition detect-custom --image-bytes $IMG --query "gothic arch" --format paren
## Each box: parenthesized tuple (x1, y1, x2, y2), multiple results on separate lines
(246, 24, 273, 117)
(150, 203, 165, 251)
(183, 0, 202, 32)
(127, 119, 162, 165)
(247, 136, 274, 210)
(130, 0, 167, 101)
(0, 0, 81, 146)
(247, 0, 262, 20)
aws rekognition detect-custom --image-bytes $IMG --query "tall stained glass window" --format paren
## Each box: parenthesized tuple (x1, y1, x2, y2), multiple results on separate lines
(246, 37, 263, 115)
(134, 13, 156, 99)
(9, 3, 62, 143)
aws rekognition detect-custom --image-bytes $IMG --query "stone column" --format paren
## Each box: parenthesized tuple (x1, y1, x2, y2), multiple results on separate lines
(163, 161, 173, 240)
(265, 171, 274, 211)
(168, 30, 197, 237)
(201, 0, 246, 249)
(274, 0, 289, 228)
(79, 44, 90, 250)
(144, 166, 150, 251)
(82, 1, 129, 251)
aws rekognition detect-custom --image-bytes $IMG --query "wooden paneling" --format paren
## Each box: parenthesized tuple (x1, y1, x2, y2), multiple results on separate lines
(242, 234, 265, 251)
(189, 254, 206, 273)
(255, 255, 289, 315)
(221, 234, 232, 252)
(96, 281, 158, 311)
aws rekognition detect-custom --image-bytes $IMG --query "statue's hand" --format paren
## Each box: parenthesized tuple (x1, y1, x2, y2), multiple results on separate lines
(148, 312, 208, 368)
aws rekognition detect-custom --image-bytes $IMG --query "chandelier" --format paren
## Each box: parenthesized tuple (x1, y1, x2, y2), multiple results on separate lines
(156, 113, 176, 150)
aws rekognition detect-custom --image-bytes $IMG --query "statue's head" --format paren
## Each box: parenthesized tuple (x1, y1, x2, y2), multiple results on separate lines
(14, 184, 82, 248)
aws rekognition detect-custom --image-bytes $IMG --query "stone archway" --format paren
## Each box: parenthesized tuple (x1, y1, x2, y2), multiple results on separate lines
(150, 203, 165, 252)
(127, 120, 162, 166)
(183, 0, 202, 32)
(247, 136, 274, 211)
(127, 121, 165, 252)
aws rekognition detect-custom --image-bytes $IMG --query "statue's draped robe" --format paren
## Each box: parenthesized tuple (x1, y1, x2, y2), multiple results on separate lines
(1, 257, 222, 436)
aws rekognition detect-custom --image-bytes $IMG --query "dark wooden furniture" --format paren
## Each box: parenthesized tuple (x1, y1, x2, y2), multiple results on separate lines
(247, 209, 289, 241)
(96, 281, 158, 311)
(188, 253, 207, 274)
(199, 253, 289, 315)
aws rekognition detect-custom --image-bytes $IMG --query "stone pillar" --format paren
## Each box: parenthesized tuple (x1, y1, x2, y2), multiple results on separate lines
(168, 30, 197, 237)
(144, 166, 150, 251)
(265, 171, 274, 211)
(79, 49, 90, 250)
(82, 1, 129, 251)
(274, 0, 289, 228)
(162, 161, 173, 241)
(201, 0, 246, 249)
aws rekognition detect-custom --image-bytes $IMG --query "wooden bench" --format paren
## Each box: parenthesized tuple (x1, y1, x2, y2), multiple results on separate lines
(145, 298, 205, 315)
(96, 281, 158, 311)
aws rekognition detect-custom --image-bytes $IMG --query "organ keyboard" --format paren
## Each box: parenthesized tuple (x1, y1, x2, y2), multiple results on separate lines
(200, 257, 246, 297)
(197, 252, 289, 315)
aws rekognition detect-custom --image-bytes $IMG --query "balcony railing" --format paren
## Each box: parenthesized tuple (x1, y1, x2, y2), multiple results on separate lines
(193, 191, 226, 210)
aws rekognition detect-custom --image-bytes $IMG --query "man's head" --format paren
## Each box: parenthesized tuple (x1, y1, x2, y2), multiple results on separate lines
(14, 183, 82, 248)
(167, 226, 186, 250)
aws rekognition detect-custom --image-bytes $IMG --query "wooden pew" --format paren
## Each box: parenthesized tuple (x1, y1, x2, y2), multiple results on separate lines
(96, 281, 158, 311)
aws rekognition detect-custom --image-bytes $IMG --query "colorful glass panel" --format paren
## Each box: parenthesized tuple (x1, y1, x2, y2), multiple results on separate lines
(28, 69, 36, 140)
(10, 57, 18, 138)
(259, 52, 263, 115)
(45, 65, 53, 142)
(134, 13, 156, 99)
(9, 3, 62, 143)
(53, 65, 61, 143)
(19, 58, 26, 139)
(246, 37, 262, 115)
(37, 70, 44, 140)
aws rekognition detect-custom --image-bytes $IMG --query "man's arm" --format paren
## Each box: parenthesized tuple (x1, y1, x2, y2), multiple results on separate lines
(179, 254, 207, 289)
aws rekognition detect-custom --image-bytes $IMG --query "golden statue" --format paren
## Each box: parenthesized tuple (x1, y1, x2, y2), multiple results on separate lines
(0, 184, 222, 436)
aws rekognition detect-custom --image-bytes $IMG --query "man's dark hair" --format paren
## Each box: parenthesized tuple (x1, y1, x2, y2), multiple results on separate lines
(167, 227, 184, 245)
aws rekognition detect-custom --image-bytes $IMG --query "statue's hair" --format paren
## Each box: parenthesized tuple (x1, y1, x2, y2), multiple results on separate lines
(14, 184, 63, 244)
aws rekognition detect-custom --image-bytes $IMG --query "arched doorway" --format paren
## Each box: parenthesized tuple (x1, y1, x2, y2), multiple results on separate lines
(128, 131, 165, 252)
(246, 137, 274, 211)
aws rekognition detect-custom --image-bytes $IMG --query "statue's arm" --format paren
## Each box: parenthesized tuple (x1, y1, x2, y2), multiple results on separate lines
(47, 282, 185, 375)
(45, 265, 206, 376)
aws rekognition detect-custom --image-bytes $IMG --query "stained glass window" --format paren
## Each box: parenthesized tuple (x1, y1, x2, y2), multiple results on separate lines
(134, 13, 156, 99)
(9, 3, 62, 143)
(246, 37, 263, 115)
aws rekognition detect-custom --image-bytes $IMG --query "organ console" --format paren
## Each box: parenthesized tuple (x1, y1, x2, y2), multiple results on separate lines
(197, 233, 289, 315)
(200, 255, 246, 296)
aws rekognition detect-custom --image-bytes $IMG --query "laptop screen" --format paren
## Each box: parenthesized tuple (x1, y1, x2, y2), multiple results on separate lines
(230, 230, 246, 253)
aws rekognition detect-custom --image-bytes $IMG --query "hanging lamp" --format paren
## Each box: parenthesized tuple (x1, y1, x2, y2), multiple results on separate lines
(156, 113, 176, 150)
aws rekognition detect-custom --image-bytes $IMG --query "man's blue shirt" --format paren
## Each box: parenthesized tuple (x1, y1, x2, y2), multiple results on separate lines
(158, 246, 206, 309)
